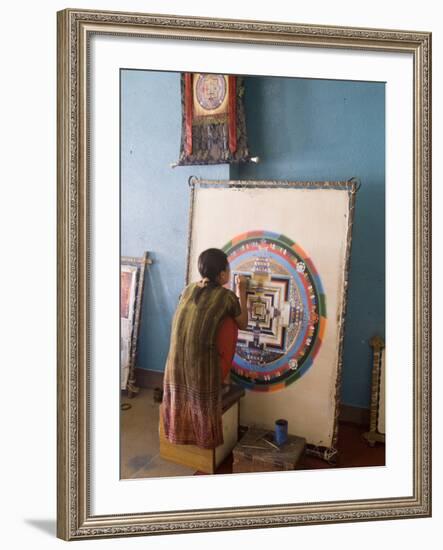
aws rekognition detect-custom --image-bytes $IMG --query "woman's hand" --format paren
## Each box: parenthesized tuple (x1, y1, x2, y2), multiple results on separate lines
(235, 275, 248, 296)
(234, 275, 249, 330)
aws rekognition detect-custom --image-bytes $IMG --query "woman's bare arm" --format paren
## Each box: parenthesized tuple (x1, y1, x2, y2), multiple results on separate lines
(234, 275, 249, 330)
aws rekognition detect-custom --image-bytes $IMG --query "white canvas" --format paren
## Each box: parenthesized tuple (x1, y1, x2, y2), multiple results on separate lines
(187, 181, 354, 449)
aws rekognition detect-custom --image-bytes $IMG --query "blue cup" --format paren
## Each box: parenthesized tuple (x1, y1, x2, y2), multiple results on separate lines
(274, 419, 288, 446)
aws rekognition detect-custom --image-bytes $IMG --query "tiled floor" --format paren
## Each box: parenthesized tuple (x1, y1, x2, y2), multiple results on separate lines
(120, 388, 385, 479)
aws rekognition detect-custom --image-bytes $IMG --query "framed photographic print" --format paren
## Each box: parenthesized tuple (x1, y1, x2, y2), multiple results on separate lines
(57, 8, 431, 541)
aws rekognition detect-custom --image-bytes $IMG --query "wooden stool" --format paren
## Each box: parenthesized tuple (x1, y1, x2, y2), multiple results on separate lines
(232, 427, 306, 473)
(159, 384, 245, 474)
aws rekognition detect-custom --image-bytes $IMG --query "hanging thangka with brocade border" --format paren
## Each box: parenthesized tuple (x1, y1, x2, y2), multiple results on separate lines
(177, 73, 251, 165)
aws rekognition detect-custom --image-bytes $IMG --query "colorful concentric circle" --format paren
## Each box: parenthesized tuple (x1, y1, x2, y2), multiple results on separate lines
(222, 230, 326, 392)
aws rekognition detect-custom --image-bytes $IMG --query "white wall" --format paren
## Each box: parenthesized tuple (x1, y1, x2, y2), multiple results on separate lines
(1, 1, 441, 549)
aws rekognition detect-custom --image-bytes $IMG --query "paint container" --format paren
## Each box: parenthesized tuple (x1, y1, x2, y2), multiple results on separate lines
(274, 419, 288, 446)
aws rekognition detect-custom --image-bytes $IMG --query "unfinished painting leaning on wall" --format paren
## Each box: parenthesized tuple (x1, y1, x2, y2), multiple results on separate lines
(120, 253, 151, 396)
(186, 179, 356, 460)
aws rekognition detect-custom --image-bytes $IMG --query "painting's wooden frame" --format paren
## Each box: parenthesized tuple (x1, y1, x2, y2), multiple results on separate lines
(57, 8, 431, 540)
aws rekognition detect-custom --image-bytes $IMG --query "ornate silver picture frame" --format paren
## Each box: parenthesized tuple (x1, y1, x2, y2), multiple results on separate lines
(57, 8, 431, 540)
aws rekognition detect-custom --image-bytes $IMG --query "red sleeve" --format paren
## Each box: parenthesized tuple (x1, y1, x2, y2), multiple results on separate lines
(216, 316, 239, 380)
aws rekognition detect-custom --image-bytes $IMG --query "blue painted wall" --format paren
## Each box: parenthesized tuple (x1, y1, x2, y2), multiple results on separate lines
(235, 77, 385, 408)
(121, 70, 229, 381)
(121, 71, 385, 408)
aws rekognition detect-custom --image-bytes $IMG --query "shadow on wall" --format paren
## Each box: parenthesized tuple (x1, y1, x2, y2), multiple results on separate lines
(238, 77, 336, 179)
(24, 519, 56, 537)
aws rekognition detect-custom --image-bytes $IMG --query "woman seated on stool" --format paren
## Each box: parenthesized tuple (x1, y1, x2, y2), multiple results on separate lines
(160, 248, 248, 449)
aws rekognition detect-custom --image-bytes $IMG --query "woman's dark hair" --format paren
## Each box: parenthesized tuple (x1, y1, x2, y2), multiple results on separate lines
(194, 248, 229, 304)
(198, 248, 228, 281)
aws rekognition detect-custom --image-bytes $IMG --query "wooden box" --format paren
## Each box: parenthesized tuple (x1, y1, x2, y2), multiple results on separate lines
(232, 427, 306, 473)
(159, 384, 245, 474)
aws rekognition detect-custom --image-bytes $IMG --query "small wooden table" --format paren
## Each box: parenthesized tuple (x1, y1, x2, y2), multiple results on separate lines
(232, 427, 306, 473)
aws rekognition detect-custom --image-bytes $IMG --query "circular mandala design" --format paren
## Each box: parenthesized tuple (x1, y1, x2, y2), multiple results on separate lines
(222, 230, 326, 392)
(195, 74, 227, 111)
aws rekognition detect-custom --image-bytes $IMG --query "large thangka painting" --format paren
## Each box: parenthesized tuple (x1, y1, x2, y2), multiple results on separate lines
(186, 179, 356, 455)
(222, 230, 326, 392)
